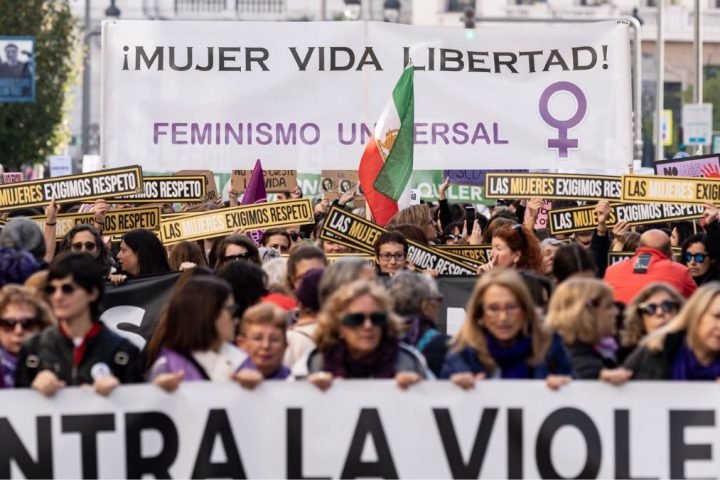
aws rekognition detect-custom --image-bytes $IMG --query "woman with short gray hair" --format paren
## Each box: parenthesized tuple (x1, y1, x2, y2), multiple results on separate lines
(388, 271, 442, 351)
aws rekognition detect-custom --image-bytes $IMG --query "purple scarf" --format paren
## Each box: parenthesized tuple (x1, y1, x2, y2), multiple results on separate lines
(485, 332, 532, 379)
(672, 344, 720, 380)
(322, 338, 399, 379)
(0, 348, 16, 388)
(238, 357, 290, 380)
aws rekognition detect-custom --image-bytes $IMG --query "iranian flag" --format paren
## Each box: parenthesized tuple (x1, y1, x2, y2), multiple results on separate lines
(359, 66, 414, 226)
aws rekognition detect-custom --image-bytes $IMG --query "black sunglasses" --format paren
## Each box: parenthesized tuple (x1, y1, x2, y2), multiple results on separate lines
(444, 234, 461, 241)
(638, 300, 680, 316)
(223, 252, 249, 262)
(340, 311, 388, 328)
(0, 318, 40, 331)
(225, 304, 242, 318)
(685, 252, 708, 263)
(289, 232, 302, 241)
(44, 283, 78, 296)
(71, 241, 97, 252)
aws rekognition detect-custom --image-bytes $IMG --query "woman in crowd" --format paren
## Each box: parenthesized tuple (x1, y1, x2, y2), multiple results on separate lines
(388, 271, 441, 351)
(374, 231, 408, 276)
(441, 221, 464, 246)
(387, 204, 438, 244)
(216, 261, 268, 321)
(284, 268, 323, 367)
(545, 278, 630, 383)
(146, 276, 247, 391)
(168, 240, 208, 271)
(540, 237, 565, 277)
(235, 304, 291, 388)
(624, 282, 720, 380)
(670, 221, 695, 248)
(261, 228, 292, 254)
(318, 258, 376, 304)
(113, 229, 170, 283)
(15, 253, 144, 396)
(441, 269, 573, 389)
(0, 285, 54, 388)
(59, 225, 114, 276)
(478, 224, 543, 275)
(620, 283, 683, 361)
(551, 244, 596, 284)
(293, 280, 429, 389)
(286, 245, 327, 291)
(680, 233, 719, 286)
(214, 234, 261, 269)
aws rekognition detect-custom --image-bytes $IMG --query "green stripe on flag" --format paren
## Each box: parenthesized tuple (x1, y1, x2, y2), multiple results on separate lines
(374, 67, 414, 201)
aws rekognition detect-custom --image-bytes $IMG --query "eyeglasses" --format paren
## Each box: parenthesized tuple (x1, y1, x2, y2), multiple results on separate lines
(340, 311, 388, 328)
(444, 234, 460, 241)
(71, 241, 97, 252)
(44, 283, 78, 296)
(222, 253, 249, 262)
(289, 232, 302, 241)
(638, 300, 680, 316)
(483, 303, 522, 317)
(0, 318, 40, 331)
(685, 252, 708, 264)
(378, 253, 405, 262)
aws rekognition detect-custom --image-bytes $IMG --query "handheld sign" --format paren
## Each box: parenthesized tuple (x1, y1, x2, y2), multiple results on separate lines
(320, 206, 480, 275)
(160, 199, 313, 245)
(484, 173, 622, 201)
(0, 166, 143, 212)
(654, 154, 720, 178)
(549, 203, 705, 235)
(621, 174, 720, 205)
(434, 245, 492, 265)
(113, 175, 206, 203)
(32, 206, 162, 239)
(232, 169, 297, 193)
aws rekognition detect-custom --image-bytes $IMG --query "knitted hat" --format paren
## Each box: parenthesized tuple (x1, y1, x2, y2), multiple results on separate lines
(0, 218, 46, 261)
(294, 268, 324, 313)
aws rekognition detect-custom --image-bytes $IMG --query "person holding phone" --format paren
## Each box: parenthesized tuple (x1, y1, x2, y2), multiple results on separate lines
(604, 229, 696, 306)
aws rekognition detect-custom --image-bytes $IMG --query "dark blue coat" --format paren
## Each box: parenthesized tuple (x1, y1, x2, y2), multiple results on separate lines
(440, 334, 574, 379)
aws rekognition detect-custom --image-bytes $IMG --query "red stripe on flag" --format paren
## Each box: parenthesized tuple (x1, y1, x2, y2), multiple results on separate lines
(359, 139, 398, 226)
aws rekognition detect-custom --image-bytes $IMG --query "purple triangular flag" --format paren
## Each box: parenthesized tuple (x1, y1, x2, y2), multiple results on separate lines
(242, 159, 267, 205)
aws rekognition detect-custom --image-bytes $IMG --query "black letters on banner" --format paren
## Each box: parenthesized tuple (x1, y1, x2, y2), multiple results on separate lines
(614, 409, 657, 480)
(191, 409, 246, 479)
(287, 408, 331, 480)
(433, 408, 498, 479)
(125, 412, 179, 479)
(669, 410, 714, 479)
(61, 414, 115, 479)
(340, 408, 398, 479)
(535, 407, 601, 479)
(0, 416, 53, 479)
(508, 408, 524, 479)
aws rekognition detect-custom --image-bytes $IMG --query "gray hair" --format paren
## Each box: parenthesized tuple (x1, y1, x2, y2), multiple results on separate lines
(262, 257, 289, 294)
(388, 270, 435, 316)
(319, 258, 373, 304)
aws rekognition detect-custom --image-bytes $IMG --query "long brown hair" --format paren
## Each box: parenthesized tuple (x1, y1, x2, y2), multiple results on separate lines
(450, 269, 551, 373)
(146, 277, 232, 365)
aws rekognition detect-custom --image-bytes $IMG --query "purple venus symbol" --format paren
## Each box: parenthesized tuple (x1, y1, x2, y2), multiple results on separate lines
(539, 81, 587, 158)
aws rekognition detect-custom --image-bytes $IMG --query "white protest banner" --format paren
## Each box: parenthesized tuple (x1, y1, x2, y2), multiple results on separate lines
(2, 381, 720, 479)
(102, 21, 632, 173)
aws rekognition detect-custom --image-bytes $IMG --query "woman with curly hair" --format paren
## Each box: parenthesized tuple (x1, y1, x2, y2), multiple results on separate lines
(292, 279, 429, 390)
(60, 225, 115, 276)
(619, 283, 683, 360)
(478, 224, 543, 275)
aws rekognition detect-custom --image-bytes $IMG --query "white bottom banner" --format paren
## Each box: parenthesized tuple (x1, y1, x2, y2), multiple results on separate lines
(1, 381, 719, 478)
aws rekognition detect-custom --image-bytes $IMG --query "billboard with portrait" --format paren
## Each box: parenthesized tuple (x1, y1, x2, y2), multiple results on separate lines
(0, 36, 35, 103)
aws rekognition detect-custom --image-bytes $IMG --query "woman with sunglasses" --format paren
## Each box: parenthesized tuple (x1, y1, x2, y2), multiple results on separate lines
(15, 253, 143, 396)
(680, 234, 719, 286)
(146, 276, 247, 391)
(60, 225, 114, 276)
(624, 282, 720, 380)
(292, 280, 429, 390)
(0, 285, 54, 388)
(442, 269, 573, 389)
(214, 234, 261, 269)
(546, 278, 631, 383)
(619, 283, 683, 361)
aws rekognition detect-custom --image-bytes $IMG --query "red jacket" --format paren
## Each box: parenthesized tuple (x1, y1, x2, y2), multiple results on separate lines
(604, 247, 697, 305)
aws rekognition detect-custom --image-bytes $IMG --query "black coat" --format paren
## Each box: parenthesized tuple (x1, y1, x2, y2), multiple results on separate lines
(566, 342, 617, 379)
(15, 323, 144, 387)
(622, 330, 686, 380)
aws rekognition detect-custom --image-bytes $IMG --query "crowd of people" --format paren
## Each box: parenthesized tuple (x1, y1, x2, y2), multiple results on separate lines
(0, 176, 720, 398)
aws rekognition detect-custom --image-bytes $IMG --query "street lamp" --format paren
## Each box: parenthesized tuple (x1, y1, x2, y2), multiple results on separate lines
(343, 0, 362, 21)
(383, 0, 401, 22)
